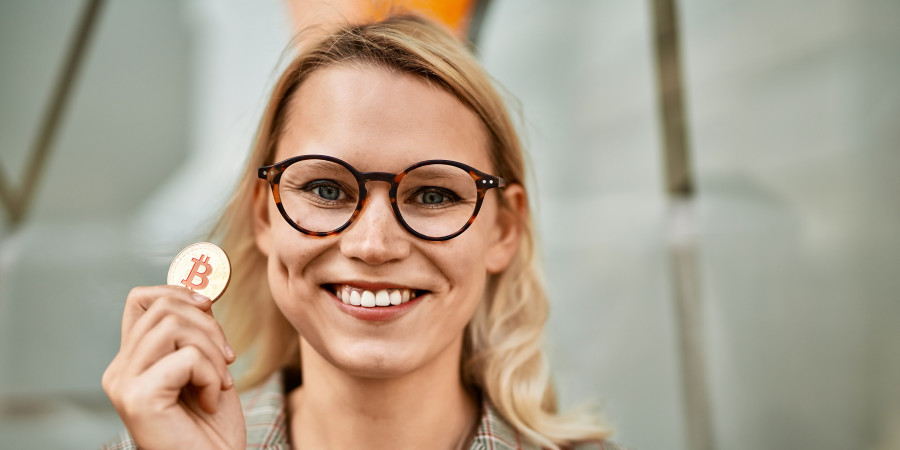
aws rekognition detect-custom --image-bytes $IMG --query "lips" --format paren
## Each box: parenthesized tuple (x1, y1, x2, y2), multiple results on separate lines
(325, 284, 427, 308)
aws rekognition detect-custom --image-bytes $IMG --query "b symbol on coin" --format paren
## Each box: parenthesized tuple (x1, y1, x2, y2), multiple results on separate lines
(181, 255, 212, 291)
(168, 242, 231, 302)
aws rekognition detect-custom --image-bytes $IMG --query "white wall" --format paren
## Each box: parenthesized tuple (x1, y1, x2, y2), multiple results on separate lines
(0, 0, 290, 447)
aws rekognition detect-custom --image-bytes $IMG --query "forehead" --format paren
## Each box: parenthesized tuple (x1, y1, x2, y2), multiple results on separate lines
(275, 64, 492, 173)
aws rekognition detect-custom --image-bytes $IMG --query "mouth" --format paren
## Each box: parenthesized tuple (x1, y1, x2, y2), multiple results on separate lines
(323, 284, 430, 308)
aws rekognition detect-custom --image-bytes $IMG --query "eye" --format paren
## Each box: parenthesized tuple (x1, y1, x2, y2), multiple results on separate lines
(412, 187, 460, 207)
(313, 185, 341, 201)
(421, 190, 445, 204)
(303, 180, 350, 203)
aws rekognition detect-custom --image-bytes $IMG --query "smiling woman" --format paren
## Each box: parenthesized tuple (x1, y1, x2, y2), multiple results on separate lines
(101, 14, 623, 450)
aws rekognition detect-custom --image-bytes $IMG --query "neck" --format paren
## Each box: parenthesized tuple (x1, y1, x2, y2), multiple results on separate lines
(288, 337, 479, 450)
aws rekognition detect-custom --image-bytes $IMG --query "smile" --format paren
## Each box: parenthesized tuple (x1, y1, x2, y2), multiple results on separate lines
(325, 284, 428, 308)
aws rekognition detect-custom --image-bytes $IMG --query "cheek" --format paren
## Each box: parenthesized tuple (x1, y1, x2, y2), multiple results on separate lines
(264, 218, 326, 326)
(431, 223, 492, 304)
(266, 202, 318, 269)
(267, 213, 304, 279)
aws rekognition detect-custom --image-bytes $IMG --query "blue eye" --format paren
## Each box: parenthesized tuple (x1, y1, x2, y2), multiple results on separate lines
(421, 191, 445, 204)
(302, 180, 349, 204)
(412, 187, 460, 207)
(314, 185, 341, 201)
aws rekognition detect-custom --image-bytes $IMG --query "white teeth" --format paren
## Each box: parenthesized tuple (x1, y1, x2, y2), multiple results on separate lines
(375, 290, 390, 306)
(389, 290, 402, 306)
(360, 290, 376, 307)
(333, 285, 419, 307)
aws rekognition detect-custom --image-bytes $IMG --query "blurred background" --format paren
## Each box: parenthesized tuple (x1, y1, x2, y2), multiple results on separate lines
(1, 1, 899, 449)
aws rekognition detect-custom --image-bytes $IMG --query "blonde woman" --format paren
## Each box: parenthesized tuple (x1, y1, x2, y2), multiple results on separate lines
(102, 15, 625, 450)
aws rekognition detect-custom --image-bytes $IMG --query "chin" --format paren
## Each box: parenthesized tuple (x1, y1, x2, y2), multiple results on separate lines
(324, 339, 423, 379)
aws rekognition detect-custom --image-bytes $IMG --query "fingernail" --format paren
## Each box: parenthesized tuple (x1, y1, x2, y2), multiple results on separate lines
(225, 343, 235, 360)
(225, 370, 234, 387)
(192, 293, 210, 303)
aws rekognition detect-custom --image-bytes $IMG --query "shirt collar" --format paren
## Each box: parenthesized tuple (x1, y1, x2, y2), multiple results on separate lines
(240, 370, 538, 450)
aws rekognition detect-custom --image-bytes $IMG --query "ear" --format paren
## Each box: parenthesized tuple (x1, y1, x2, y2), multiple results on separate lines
(485, 183, 527, 274)
(253, 181, 272, 256)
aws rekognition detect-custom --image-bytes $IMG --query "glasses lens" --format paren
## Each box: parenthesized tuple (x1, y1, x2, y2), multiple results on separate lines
(397, 164, 478, 238)
(279, 159, 359, 233)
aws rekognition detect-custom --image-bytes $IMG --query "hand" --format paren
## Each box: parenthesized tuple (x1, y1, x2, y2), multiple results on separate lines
(102, 286, 246, 449)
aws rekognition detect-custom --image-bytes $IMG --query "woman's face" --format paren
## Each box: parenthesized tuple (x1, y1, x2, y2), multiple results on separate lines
(253, 65, 522, 379)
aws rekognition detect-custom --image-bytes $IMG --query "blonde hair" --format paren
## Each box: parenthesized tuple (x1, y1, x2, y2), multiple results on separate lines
(211, 15, 611, 448)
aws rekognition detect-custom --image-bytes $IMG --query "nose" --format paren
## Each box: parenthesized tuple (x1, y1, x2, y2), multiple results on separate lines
(338, 183, 411, 265)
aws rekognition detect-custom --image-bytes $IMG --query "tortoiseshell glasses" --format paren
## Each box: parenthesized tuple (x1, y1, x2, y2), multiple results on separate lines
(258, 155, 507, 241)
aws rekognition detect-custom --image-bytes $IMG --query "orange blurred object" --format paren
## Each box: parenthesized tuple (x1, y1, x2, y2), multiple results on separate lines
(365, 0, 475, 34)
(285, 0, 479, 42)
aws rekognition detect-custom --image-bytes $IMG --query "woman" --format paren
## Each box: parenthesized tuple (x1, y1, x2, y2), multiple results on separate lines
(102, 15, 622, 450)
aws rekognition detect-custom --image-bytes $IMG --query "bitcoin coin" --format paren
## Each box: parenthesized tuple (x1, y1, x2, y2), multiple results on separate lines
(167, 242, 231, 302)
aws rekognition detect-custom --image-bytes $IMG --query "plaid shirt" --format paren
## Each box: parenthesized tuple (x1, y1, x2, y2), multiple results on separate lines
(103, 371, 629, 450)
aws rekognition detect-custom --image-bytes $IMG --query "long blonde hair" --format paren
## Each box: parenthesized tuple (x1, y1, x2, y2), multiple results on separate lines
(211, 14, 611, 448)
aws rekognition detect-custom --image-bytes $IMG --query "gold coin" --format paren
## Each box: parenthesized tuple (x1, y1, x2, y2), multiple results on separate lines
(167, 242, 231, 302)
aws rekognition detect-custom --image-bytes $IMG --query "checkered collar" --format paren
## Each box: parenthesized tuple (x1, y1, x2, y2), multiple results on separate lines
(241, 370, 542, 450)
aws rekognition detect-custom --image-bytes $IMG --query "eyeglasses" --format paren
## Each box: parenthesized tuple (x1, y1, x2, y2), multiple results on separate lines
(258, 155, 507, 241)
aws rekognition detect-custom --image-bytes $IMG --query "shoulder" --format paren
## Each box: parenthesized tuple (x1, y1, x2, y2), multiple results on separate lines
(570, 439, 636, 450)
(100, 430, 137, 450)
(241, 369, 290, 446)
(471, 399, 635, 450)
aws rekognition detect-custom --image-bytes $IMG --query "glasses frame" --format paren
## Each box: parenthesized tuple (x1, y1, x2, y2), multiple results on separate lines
(258, 154, 507, 241)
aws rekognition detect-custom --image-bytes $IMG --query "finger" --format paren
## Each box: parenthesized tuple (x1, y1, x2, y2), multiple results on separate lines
(126, 311, 234, 389)
(121, 286, 211, 343)
(140, 345, 223, 415)
(124, 296, 229, 357)
(123, 295, 233, 364)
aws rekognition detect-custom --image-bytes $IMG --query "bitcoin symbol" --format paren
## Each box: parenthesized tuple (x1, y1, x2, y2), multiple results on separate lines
(180, 254, 212, 291)
(168, 242, 230, 302)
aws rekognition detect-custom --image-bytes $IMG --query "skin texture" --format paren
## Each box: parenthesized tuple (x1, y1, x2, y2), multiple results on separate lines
(254, 65, 525, 449)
